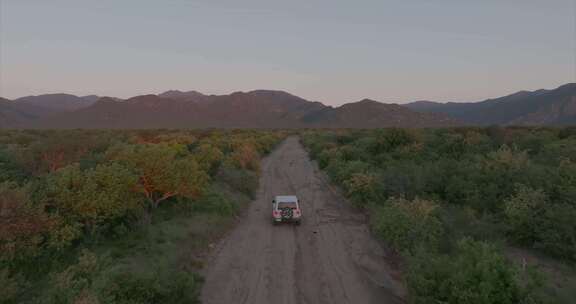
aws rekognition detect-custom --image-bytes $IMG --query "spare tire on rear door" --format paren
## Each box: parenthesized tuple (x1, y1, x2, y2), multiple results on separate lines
(280, 207, 293, 219)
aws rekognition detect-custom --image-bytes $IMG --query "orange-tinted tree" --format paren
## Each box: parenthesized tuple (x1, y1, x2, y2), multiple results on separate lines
(106, 144, 209, 213)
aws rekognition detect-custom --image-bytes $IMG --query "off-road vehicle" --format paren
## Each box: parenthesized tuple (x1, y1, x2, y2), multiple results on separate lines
(272, 195, 302, 225)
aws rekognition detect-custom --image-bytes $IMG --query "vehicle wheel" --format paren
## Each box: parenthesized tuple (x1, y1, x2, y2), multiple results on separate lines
(295, 220, 301, 226)
(273, 219, 279, 225)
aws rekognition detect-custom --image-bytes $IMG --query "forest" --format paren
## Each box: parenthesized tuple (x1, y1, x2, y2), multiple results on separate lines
(302, 127, 576, 304)
(1, 127, 576, 303)
(0, 129, 285, 303)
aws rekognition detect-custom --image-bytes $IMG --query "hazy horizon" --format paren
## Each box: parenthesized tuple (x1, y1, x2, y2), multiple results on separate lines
(1, 0, 574, 105)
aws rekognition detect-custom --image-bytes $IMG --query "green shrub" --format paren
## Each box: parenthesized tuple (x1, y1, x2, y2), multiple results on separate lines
(98, 269, 201, 304)
(552, 160, 576, 205)
(371, 128, 418, 153)
(0, 182, 56, 264)
(343, 172, 379, 206)
(535, 204, 576, 261)
(439, 206, 505, 244)
(45, 249, 102, 304)
(326, 160, 371, 184)
(504, 185, 576, 260)
(407, 238, 541, 304)
(0, 269, 27, 304)
(372, 198, 444, 254)
(0, 147, 26, 184)
(188, 186, 238, 216)
(217, 166, 258, 199)
(504, 185, 547, 245)
(377, 163, 426, 200)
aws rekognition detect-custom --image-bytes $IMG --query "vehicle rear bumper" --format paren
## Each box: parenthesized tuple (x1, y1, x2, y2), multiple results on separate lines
(273, 217, 301, 223)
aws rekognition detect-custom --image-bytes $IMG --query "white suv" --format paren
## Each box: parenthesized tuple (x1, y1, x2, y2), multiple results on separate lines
(272, 195, 302, 225)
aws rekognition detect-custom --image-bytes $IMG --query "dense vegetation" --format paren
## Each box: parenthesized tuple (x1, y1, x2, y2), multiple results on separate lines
(0, 129, 285, 304)
(3, 127, 575, 303)
(303, 127, 576, 304)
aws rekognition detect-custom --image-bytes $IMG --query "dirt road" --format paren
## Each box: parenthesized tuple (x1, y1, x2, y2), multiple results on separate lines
(201, 137, 405, 304)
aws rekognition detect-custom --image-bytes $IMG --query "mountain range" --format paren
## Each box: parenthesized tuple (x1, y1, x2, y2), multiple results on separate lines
(0, 94, 98, 128)
(406, 83, 576, 125)
(0, 83, 574, 128)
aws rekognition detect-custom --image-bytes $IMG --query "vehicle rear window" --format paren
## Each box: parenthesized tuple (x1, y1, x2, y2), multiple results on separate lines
(277, 202, 297, 209)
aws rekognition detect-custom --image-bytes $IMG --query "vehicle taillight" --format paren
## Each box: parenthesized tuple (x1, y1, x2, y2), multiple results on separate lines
(273, 211, 280, 217)
(294, 209, 301, 216)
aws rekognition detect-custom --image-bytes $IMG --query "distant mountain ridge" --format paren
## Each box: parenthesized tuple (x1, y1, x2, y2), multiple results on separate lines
(0, 90, 454, 128)
(0, 97, 35, 128)
(14, 93, 98, 112)
(1, 83, 574, 128)
(405, 83, 576, 125)
(302, 99, 454, 128)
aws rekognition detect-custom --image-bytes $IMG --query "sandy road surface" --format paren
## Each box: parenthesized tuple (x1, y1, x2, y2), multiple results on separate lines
(201, 137, 405, 304)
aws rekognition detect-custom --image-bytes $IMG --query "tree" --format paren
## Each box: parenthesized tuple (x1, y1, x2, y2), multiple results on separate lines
(0, 182, 55, 263)
(106, 144, 209, 215)
(46, 163, 140, 236)
(553, 160, 576, 205)
(228, 142, 260, 171)
(0, 147, 26, 184)
(504, 185, 547, 245)
(21, 133, 88, 174)
(486, 145, 530, 171)
(371, 128, 418, 154)
(191, 143, 224, 175)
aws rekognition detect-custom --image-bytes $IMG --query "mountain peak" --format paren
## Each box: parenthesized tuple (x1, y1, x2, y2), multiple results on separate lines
(248, 89, 292, 95)
(247, 89, 307, 101)
(356, 98, 380, 104)
(344, 99, 402, 108)
(128, 94, 172, 102)
(557, 83, 576, 91)
(158, 90, 206, 101)
(11, 93, 98, 113)
(16, 93, 79, 100)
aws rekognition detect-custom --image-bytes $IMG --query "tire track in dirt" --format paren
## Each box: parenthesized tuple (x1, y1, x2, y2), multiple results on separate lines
(201, 136, 405, 304)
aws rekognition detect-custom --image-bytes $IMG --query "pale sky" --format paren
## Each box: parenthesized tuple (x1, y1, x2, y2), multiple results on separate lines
(0, 0, 574, 105)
